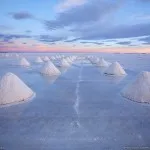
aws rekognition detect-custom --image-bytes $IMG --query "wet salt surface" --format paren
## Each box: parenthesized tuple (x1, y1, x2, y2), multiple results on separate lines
(0, 53, 150, 150)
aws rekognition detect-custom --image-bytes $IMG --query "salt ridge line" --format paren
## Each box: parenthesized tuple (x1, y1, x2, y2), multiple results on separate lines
(74, 61, 83, 116)
(71, 61, 83, 130)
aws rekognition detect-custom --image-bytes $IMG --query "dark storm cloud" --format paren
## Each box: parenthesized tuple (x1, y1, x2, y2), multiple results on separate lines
(9, 12, 34, 20)
(45, 0, 121, 30)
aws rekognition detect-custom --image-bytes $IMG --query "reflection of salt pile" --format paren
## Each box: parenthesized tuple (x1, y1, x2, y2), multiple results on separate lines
(41, 61, 61, 76)
(122, 71, 150, 103)
(20, 57, 30, 67)
(35, 57, 43, 63)
(60, 58, 71, 67)
(43, 75, 58, 84)
(0, 72, 35, 105)
(97, 58, 110, 67)
(43, 56, 50, 62)
(104, 62, 127, 76)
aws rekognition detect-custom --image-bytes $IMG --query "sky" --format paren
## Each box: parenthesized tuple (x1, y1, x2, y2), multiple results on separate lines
(0, 0, 150, 53)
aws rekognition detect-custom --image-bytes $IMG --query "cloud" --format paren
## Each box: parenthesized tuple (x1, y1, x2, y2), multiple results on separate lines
(0, 33, 31, 42)
(116, 41, 131, 45)
(9, 12, 33, 20)
(0, 25, 13, 30)
(142, 42, 150, 45)
(134, 14, 150, 21)
(56, 0, 87, 12)
(44, 0, 150, 42)
(0, 33, 66, 45)
(77, 22, 150, 40)
(38, 35, 67, 43)
(64, 38, 80, 42)
(25, 30, 32, 33)
(45, 0, 121, 30)
(80, 41, 104, 45)
(139, 36, 150, 44)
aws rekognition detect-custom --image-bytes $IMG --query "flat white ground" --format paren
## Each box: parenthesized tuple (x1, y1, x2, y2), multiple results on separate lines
(0, 53, 150, 150)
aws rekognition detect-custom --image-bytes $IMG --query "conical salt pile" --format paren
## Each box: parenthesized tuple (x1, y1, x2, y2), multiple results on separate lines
(35, 57, 43, 63)
(90, 57, 99, 64)
(97, 58, 110, 67)
(0, 72, 35, 105)
(41, 61, 61, 76)
(66, 57, 73, 64)
(122, 71, 150, 103)
(16, 54, 19, 58)
(104, 61, 126, 76)
(20, 57, 30, 67)
(51, 56, 55, 60)
(60, 59, 71, 67)
(5, 53, 9, 58)
(43, 56, 50, 62)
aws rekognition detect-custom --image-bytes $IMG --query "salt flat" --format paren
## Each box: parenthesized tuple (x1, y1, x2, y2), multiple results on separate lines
(0, 53, 150, 150)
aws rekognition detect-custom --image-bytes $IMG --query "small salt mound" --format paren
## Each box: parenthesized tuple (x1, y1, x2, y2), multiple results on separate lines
(35, 57, 43, 63)
(20, 57, 30, 67)
(41, 61, 61, 76)
(60, 59, 71, 67)
(94, 58, 100, 63)
(5, 53, 9, 58)
(90, 57, 99, 64)
(43, 56, 50, 62)
(122, 71, 150, 103)
(66, 57, 73, 64)
(53, 57, 56, 60)
(97, 58, 110, 67)
(50, 56, 55, 60)
(15, 54, 19, 58)
(104, 61, 127, 76)
(0, 72, 35, 105)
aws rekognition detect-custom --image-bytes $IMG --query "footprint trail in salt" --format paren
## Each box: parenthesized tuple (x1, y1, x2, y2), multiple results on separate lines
(72, 61, 83, 129)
